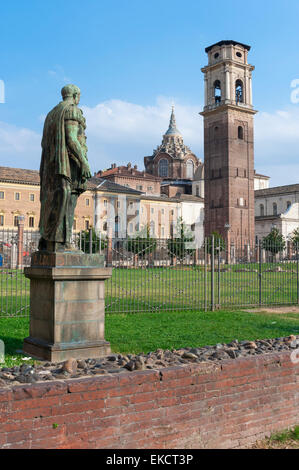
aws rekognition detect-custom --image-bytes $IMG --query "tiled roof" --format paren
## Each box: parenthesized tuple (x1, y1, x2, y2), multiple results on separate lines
(0, 167, 143, 195)
(98, 166, 161, 181)
(0, 166, 40, 185)
(255, 184, 299, 197)
(88, 177, 143, 195)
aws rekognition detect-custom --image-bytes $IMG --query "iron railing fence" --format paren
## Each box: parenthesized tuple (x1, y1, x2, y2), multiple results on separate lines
(0, 226, 299, 316)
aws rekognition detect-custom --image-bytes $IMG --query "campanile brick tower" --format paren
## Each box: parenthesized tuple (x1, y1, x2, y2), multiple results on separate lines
(201, 40, 257, 248)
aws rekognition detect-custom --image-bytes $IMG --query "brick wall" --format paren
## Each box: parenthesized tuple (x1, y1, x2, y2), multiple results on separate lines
(0, 351, 298, 449)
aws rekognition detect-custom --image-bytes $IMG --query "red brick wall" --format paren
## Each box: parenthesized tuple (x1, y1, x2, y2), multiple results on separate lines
(0, 351, 298, 449)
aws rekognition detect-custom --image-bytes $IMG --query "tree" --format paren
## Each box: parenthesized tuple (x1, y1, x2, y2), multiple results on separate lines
(291, 227, 299, 248)
(79, 227, 107, 254)
(167, 217, 195, 259)
(206, 231, 226, 255)
(262, 227, 285, 254)
(126, 225, 156, 258)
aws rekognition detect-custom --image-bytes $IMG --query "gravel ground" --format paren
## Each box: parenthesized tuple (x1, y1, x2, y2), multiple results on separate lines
(0, 334, 298, 388)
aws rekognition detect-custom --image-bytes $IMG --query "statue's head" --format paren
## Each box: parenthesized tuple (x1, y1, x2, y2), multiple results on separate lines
(61, 84, 81, 104)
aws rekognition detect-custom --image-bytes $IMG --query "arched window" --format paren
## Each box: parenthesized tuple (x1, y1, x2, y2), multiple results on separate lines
(273, 203, 277, 216)
(235, 80, 244, 103)
(287, 201, 291, 210)
(186, 160, 194, 179)
(159, 159, 169, 177)
(238, 126, 244, 140)
(260, 204, 264, 216)
(214, 80, 221, 104)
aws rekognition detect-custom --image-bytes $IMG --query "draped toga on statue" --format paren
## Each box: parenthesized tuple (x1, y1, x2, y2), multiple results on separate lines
(38, 84, 91, 251)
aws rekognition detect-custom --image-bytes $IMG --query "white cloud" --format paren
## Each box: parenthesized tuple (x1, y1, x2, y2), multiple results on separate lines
(1, 97, 299, 188)
(254, 106, 299, 186)
(82, 96, 203, 172)
(0, 121, 41, 168)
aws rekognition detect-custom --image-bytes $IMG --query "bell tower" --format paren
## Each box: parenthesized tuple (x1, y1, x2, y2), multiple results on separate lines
(201, 40, 257, 248)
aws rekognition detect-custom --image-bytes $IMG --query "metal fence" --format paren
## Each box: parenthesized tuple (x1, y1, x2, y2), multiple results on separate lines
(0, 226, 298, 317)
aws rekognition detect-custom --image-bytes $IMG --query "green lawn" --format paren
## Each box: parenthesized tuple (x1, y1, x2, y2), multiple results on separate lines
(0, 309, 299, 367)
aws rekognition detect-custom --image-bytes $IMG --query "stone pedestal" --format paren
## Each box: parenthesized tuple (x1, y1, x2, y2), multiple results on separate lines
(23, 251, 112, 362)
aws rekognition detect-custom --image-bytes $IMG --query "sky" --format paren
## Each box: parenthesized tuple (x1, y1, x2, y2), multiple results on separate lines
(0, 0, 299, 187)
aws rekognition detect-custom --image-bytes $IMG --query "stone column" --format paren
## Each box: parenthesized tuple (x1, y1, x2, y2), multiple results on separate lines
(225, 66, 230, 103)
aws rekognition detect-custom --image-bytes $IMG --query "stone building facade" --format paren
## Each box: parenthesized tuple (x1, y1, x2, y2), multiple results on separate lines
(201, 40, 256, 247)
(96, 163, 161, 196)
(255, 184, 299, 241)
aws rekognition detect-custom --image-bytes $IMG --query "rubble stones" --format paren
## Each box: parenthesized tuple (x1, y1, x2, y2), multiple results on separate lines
(0, 334, 298, 387)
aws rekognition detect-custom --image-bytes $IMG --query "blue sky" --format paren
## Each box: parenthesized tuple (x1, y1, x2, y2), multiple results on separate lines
(1, 0, 299, 186)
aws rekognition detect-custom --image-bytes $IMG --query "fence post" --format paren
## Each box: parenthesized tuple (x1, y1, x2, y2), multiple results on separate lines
(204, 238, 207, 312)
(17, 216, 25, 269)
(107, 228, 113, 267)
(89, 228, 93, 254)
(297, 244, 299, 305)
(259, 240, 262, 307)
(217, 242, 220, 307)
(211, 235, 215, 311)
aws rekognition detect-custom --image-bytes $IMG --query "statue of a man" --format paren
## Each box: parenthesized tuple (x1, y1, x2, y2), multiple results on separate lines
(38, 84, 91, 251)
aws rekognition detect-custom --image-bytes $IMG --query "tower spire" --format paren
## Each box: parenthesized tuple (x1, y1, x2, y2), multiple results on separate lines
(165, 105, 181, 136)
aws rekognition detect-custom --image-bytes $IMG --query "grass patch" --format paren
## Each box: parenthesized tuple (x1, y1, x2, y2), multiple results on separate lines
(252, 426, 299, 448)
(0, 309, 299, 366)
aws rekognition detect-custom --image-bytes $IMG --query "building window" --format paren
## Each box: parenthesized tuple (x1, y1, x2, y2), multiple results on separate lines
(238, 126, 244, 140)
(151, 207, 154, 214)
(85, 198, 90, 207)
(150, 221, 155, 236)
(85, 220, 90, 230)
(273, 203, 277, 216)
(147, 186, 153, 192)
(196, 186, 199, 197)
(29, 194, 35, 202)
(29, 216, 35, 228)
(161, 208, 164, 215)
(260, 204, 264, 216)
(0, 191, 4, 199)
(73, 219, 77, 230)
(103, 221, 107, 231)
(161, 226, 165, 237)
(287, 201, 291, 210)
(0, 215, 4, 226)
(15, 193, 20, 201)
(103, 199, 108, 207)
(14, 216, 19, 226)
(159, 159, 169, 177)
(235, 80, 244, 103)
(239, 198, 244, 206)
(214, 80, 221, 104)
(136, 185, 143, 191)
(186, 160, 194, 179)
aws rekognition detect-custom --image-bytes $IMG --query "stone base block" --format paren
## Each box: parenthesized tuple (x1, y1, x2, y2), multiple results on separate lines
(23, 336, 111, 362)
(23, 251, 112, 362)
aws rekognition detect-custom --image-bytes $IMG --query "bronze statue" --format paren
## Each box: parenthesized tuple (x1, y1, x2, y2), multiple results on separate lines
(38, 84, 91, 251)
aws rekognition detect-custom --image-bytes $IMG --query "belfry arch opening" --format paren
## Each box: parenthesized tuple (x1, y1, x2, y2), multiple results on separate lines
(214, 80, 221, 104)
(235, 80, 244, 104)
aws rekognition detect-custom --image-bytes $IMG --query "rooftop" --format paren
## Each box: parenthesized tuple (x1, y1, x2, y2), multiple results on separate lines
(97, 164, 161, 181)
(255, 183, 299, 197)
(205, 40, 251, 53)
